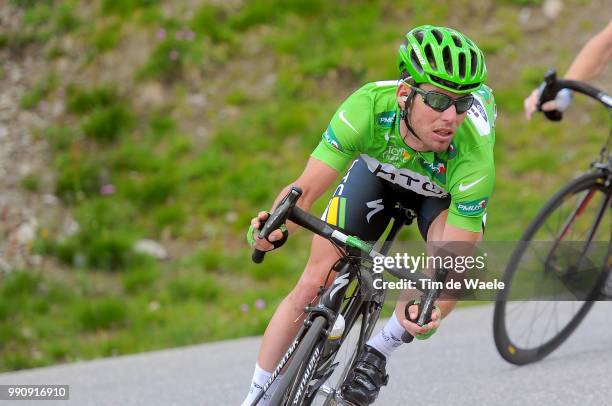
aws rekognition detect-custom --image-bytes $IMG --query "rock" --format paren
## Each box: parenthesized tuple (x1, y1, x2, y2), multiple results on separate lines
(43, 194, 60, 205)
(518, 8, 531, 26)
(134, 239, 169, 260)
(15, 220, 37, 245)
(187, 93, 207, 107)
(542, 0, 563, 20)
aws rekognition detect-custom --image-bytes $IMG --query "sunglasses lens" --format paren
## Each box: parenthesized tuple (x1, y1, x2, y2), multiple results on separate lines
(424, 93, 452, 112)
(455, 97, 474, 114)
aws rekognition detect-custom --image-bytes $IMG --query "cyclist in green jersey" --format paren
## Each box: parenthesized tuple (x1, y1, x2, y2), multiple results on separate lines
(243, 25, 496, 406)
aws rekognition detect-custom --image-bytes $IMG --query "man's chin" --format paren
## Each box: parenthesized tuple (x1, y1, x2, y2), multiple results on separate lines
(429, 140, 451, 153)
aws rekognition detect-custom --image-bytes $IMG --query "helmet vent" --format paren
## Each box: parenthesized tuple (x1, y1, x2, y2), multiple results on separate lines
(424, 44, 437, 70)
(442, 46, 452, 75)
(432, 29, 443, 45)
(458, 52, 466, 80)
(470, 50, 477, 77)
(414, 30, 425, 44)
(451, 34, 463, 48)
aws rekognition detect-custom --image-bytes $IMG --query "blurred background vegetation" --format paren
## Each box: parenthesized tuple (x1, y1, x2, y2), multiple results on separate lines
(0, 0, 609, 371)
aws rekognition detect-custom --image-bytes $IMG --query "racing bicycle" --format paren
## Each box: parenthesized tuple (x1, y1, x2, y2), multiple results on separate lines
(249, 187, 448, 405)
(493, 70, 612, 365)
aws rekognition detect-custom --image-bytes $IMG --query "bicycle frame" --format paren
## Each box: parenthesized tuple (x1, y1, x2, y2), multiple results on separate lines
(250, 206, 410, 405)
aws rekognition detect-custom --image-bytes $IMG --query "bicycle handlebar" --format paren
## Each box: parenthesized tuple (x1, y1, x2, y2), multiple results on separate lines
(539, 69, 612, 121)
(251, 187, 303, 263)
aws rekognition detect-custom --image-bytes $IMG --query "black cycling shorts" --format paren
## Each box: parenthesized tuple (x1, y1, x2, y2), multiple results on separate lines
(321, 157, 452, 242)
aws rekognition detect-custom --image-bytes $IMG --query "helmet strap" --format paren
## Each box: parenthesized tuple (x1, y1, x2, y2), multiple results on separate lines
(401, 90, 424, 144)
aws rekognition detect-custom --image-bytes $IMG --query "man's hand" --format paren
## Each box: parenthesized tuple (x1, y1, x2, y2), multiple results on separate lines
(524, 84, 573, 120)
(400, 302, 442, 340)
(247, 211, 288, 251)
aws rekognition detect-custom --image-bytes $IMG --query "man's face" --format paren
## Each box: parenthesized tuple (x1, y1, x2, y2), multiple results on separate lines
(399, 83, 469, 152)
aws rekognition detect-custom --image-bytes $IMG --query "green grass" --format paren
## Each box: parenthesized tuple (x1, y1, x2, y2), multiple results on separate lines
(5, 0, 609, 373)
(20, 73, 57, 109)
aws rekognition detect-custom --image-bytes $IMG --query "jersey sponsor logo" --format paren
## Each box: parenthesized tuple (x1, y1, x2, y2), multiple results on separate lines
(362, 155, 448, 198)
(376, 111, 396, 128)
(446, 143, 458, 160)
(339, 110, 359, 134)
(458, 175, 487, 192)
(456, 198, 488, 216)
(381, 146, 410, 166)
(419, 158, 446, 184)
(323, 125, 343, 151)
(466, 96, 491, 136)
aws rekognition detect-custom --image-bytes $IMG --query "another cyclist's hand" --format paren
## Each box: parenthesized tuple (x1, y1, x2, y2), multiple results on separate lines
(524, 84, 573, 120)
(247, 211, 288, 251)
(400, 303, 441, 340)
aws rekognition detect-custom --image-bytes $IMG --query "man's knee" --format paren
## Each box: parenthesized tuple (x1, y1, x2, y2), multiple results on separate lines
(287, 236, 339, 312)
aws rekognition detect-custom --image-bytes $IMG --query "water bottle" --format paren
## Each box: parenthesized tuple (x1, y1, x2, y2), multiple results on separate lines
(322, 314, 345, 360)
(329, 314, 345, 340)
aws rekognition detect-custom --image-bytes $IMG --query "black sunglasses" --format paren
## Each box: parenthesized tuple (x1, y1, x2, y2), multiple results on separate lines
(406, 83, 474, 114)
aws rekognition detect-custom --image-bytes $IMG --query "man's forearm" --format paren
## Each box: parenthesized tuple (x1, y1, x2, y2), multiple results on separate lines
(565, 21, 612, 81)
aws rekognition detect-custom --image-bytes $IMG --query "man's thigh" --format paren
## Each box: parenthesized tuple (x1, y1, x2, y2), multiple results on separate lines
(321, 158, 395, 242)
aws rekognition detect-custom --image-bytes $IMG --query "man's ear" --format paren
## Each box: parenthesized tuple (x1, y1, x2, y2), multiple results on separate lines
(397, 82, 410, 103)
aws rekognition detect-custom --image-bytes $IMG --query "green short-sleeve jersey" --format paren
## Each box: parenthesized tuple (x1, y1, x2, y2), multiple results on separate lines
(311, 80, 496, 233)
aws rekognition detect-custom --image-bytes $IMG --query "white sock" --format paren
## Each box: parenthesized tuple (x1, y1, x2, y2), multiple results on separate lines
(241, 363, 283, 406)
(366, 312, 405, 359)
(241, 363, 271, 406)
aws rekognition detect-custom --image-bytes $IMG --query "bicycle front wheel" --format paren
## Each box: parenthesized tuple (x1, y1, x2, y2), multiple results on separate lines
(494, 171, 611, 365)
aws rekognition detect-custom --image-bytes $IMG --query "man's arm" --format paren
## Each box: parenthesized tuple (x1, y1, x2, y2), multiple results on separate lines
(251, 157, 339, 251)
(564, 20, 612, 82)
(435, 223, 483, 317)
(524, 20, 612, 119)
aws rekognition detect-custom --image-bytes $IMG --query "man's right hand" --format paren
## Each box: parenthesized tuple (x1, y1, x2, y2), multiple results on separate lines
(523, 84, 573, 120)
(249, 211, 287, 252)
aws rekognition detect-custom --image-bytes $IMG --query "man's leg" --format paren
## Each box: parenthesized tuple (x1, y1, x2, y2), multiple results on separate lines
(343, 208, 455, 405)
(241, 235, 341, 406)
(243, 158, 391, 405)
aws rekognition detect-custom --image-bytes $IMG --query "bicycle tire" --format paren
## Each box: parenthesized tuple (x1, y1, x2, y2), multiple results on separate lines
(269, 316, 327, 405)
(494, 171, 611, 365)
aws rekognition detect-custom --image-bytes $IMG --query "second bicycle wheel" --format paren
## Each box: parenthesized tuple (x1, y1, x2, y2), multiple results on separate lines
(494, 171, 611, 365)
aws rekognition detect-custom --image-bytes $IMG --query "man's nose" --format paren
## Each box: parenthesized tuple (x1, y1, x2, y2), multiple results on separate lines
(440, 104, 458, 121)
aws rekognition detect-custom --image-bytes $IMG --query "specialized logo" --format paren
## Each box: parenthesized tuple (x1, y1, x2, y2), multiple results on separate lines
(411, 44, 426, 65)
(362, 155, 448, 198)
(293, 346, 321, 405)
(456, 198, 488, 216)
(330, 273, 350, 301)
(366, 199, 385, 223)
(323, 125, 343, 151)
(339, 110, 359, 134)
(458, 176, 487, 192)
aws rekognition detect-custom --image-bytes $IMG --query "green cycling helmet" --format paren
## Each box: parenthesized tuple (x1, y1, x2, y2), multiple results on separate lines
(398, 25, 487, 94)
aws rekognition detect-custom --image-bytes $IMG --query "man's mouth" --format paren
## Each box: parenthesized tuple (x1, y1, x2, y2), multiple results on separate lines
(433, 128, 454, 138)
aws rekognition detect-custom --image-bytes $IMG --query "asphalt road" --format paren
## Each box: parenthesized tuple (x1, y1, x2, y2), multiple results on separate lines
(0, 303, 610, 406)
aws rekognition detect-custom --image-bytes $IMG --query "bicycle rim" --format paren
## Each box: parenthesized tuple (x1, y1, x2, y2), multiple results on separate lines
(494, 171, 611, 365)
